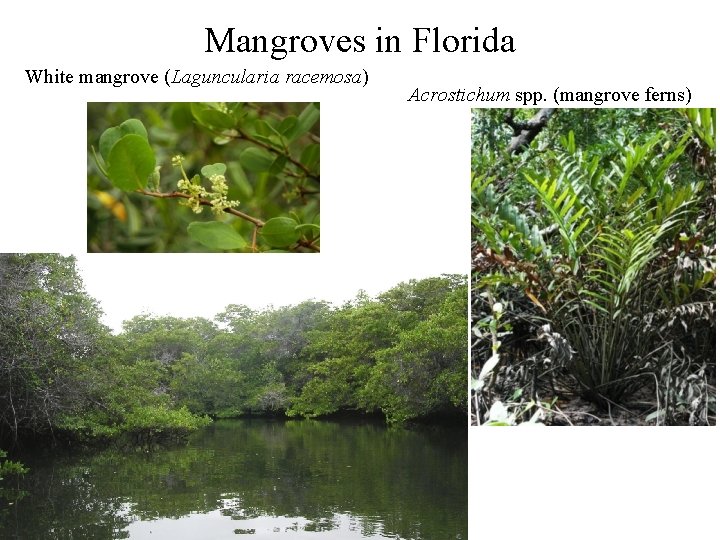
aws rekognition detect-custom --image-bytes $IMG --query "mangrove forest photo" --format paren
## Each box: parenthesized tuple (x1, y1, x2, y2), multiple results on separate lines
(471, 108, 716, 426)
(0, 254, 467, 538)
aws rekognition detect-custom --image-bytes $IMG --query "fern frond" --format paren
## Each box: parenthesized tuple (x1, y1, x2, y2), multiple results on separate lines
(473, 177, 546, 258)
(524, 172, 589, 270)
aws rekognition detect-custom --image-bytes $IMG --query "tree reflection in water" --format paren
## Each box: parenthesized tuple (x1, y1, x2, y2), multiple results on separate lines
(1, 419, 467, 539)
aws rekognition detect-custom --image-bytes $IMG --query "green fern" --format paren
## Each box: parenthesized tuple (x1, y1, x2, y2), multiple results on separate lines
(683, 108, 716, 150)
(558, 131, 606, 215)
(524, 172, 590, 271)
(582, 225, 662, 317)
(563, 197, 693, 397)
(472, 175, 546, 258)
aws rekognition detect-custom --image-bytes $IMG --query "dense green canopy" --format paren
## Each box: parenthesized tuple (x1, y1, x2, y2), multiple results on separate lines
(1, 254, 467, 454)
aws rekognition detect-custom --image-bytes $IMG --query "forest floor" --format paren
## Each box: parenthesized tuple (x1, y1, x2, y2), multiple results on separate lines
(541, 387, 659, 426)
(473, 373, 716, 427)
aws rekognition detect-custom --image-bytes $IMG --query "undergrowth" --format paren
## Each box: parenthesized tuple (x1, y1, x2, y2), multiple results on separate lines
(471, 108, 716, 426)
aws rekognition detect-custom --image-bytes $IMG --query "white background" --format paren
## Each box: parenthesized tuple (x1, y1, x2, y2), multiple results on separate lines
(1, 1, 718, 538)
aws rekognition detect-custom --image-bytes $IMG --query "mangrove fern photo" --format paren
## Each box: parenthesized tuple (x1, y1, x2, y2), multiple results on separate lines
(471, 108, 716, 426)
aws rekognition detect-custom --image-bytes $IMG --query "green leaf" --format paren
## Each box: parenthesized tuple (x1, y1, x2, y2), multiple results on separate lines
(201, 109, 235, 129)
(256, 119, 287, 147)
(106, 135, 156, 191)
(190, 104, 235, 130)
(187, 221, 247, 250)
(479, 353, 500, 381)
(229, 102, 246, 122)
(278, 116, 298, 135)
(254, 119, 272, 137)
(169, 103, 194, 130)
(260, 217, 301, 247)
(645, 409, 665, 423)
(286, 103, 319, 141)
(269, 155, 287, 176)
(90, 145, 109, 177)
(227, 162, 252, 198)
(294, 223, 320, 232)
(300, 144, 320, 172)
(99, 119, 148, 162)
(200, 163, 227, 178)
(296, 222, 320, 241)
(239, 147, 274, 173)
(571, 217, 591, 242)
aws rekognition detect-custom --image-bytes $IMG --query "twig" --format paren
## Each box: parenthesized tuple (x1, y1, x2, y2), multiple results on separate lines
(568, 410, 604, 423)
(547, 403, 574, 426)
(245, 103, 321, 144)
(297, 239, 320, 253)
(237, 130, 320, 183)
(472, 393, 482, 426)
(137, 190, 320, 252)
(137, 190, 265, 228)
(212, 128, 320, 184)
(251, 226, 258, 252)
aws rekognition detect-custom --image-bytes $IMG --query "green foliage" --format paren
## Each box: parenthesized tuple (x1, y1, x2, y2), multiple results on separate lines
(0, 449, 28, 480)
(106, 133, 156, 191)
(683, 108, 716, 150)
(55, 356, 211, 445)
(170, 354, 248, 417)
(118, 314, 217, 369)
(110, 277, 466, 425)
(288, 276, 468, 423)
(120, 405, 210, 446)
(524, 172, 590, 267)
(0, 448, 28, 509)
(260, 216, 302, 247)
(1, 254, 464, 454)
(88, 102, 320, 253)
(187, 221, 247, 250)
(288, 358, 357, 418)
(367, 284, 468, 423)
(98, 118, 148, 161)
(472, 109, 716, 424)
(0, 254, 108, 442)
(0, 255, 211, 446)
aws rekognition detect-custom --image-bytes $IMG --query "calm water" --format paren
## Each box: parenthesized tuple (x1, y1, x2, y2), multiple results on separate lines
(0, 419, 467, 539)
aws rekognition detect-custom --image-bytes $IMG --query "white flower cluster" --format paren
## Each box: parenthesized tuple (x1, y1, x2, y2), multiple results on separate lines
(208, 174, 240, 217)
(177, 177, 206, 214)
(175, 169, 240, 216)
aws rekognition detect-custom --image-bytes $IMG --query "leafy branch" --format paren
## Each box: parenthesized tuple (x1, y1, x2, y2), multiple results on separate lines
(229, 129, 320, 184)
(137, 190, 265, 227)
(89, 103, 320, 253)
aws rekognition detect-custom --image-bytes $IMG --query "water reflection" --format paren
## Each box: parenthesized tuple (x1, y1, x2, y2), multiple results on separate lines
(127, 510, 401, 538)
(1, 419, 466, 539)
